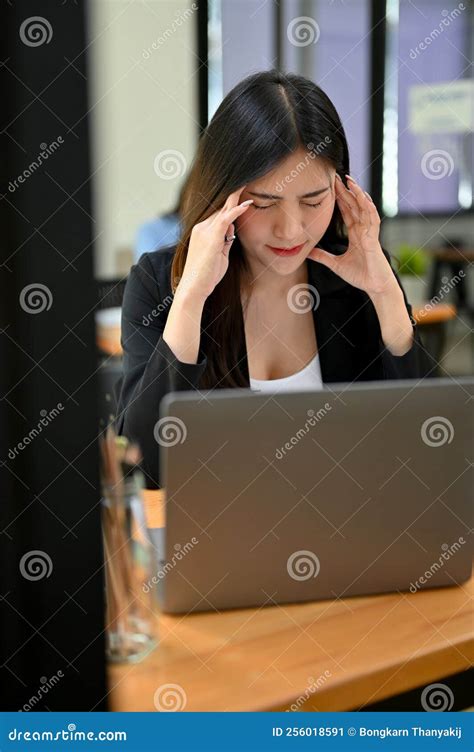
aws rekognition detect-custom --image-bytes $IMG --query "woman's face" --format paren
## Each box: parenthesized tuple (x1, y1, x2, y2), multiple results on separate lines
(236, 147, 336, 276)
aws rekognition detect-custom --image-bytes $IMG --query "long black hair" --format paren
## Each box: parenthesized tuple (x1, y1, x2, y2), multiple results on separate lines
(172, 69, 350, 389)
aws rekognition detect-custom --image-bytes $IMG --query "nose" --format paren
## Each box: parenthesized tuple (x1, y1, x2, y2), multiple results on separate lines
(272, 207, 304, 243)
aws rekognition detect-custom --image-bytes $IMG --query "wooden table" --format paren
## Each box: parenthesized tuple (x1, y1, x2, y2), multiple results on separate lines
(412, 303, 457, 326)
(411, 303, 458, 367)
(427, 247, 474, 263)
(108, 490, 473, 712)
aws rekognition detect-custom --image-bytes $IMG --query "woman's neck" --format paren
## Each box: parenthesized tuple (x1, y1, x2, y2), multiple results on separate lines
(241, 257, 309, 304)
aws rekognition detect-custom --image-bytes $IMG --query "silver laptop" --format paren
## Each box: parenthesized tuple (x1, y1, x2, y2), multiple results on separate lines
(149, 377, 473, 614)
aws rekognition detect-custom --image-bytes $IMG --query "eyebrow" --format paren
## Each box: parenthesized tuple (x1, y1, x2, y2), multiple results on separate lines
(248, 186, 330, 200)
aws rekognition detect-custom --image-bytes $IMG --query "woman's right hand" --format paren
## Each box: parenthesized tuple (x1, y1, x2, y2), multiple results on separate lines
(177, 185, 253, 302)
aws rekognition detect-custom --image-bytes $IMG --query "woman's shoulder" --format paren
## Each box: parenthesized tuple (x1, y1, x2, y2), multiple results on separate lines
(132, 244, 178, 295)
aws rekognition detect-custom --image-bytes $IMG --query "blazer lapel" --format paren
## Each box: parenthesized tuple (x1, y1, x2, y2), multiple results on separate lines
(236, 249, 358, 387)
(308, 256, 359, 384)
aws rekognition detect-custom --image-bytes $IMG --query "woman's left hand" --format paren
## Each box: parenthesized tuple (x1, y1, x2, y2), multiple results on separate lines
(308, 174, 398, 298)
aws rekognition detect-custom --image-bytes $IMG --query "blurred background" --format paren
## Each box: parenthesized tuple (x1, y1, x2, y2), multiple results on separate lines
(89, 0, 473, 378)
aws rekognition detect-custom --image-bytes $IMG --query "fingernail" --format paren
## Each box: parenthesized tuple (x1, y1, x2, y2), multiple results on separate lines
(335, 173, 342, 182)
(364, 191, 373, 202)
(241, 199, 254, 206)
(345, 174, 355, 182)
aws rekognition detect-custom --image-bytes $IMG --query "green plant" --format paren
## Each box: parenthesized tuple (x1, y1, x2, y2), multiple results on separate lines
(396, 244, 429, 277)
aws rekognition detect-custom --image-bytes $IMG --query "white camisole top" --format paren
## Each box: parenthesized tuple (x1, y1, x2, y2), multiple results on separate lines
(249, 352, 323, 393)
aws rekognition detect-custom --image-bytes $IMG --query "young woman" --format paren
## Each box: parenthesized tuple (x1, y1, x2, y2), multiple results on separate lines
(115, 70, 432, 488)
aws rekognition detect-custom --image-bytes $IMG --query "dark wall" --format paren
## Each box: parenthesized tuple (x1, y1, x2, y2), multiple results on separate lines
(0, 0, 107, 710)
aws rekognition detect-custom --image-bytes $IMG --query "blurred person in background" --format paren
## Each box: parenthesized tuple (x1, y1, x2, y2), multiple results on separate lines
(134, 182, 185, 259)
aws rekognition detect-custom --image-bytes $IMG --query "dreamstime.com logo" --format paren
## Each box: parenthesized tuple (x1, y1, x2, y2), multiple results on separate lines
(421, 683, 454, 712)
(421, 149, 455, 180)
(154, 683, 187, 711)
(19, 16, 53, 46)
(287, 550, 320, 581)
(274, 138, 332, 193)
(7, 403, 64, 461)
(143, 538, 199, 592)
(19, 550, 53, 581)
(8, 724, 127, 742)
(142, 270, 199, 326)
(153, 417, 187, 447)
(409, 537, 466, 593)
(287, 284, 320, 314)
(286, 671, 332, 711)
(153, 149, 187, 180)
(19, 283, 53, 314)
(417, 271, 465, 319)
(142, 2, 198, 59)
(420, 416, 454, 447)
(287, 16, 320, 46)
(142, 293, 174, 326)
(18, 671, 64, 711)
(8, 137, 64, 193)
(408, 3, 465, 60)
(275, 404, 332, 460)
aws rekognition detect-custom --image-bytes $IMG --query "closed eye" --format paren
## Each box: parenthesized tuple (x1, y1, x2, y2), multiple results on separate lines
(254, 202, 323, 210)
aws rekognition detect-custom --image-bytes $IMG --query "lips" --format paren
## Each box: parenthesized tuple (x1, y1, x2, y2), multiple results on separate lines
(267, 242, 305, 256)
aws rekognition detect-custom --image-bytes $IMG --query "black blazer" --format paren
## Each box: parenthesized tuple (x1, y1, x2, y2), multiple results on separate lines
(115, 240, 433, 488)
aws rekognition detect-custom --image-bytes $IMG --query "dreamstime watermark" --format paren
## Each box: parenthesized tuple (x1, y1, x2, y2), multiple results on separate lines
(287, 16, 320, 47)
(8, 726, 127, 742)
(142, 293, 174, 326)
(142, 270, 198, 326)
(286, 671, 332, 711)
(275, 404, 332, 460)
(142, 3, 198, 59)
(19, 16, 53, 46)
(153, 416, 187, 447)
(421, 149, 454, 180)
(417, 270, 465, 318)
(409, 537, 466, 593)
(8, 137, 64, 193)
(409, 4, 465, 60)
(19, 283, 53, 314)
(421, 682, 454, 711)
(287, 283, 320, 314)
(274, 138, 332, 193)
(19, 670, 64, 711)
(420, 416, 454, 447)
(153, 149, 187, 180)
(287, 550, 320, 581)
(143, 537, 199, 593)
(7, 403, 64, 461)
(154, 683, 187, 711)
(19, 550, 53, 581)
